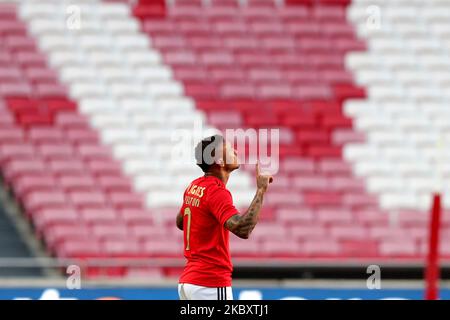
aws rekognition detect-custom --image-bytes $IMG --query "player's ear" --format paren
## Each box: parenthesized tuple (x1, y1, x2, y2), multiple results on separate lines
(217, 158, 225, 167)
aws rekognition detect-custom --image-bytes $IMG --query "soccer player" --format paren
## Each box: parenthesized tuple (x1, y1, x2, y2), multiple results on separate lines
(176, 135, 273, 300)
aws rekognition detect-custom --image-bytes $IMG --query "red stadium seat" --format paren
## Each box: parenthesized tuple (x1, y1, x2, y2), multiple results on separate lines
(0, 111, 15, 127)
(24, 68, 58, 85)
(91, 224, 131, 240)
(125, 267, 164, 279)
(329, 177, 366, 192)
(86, 159, 124, 176)
(27, 127, 65, 144)
(80, 208, 118, 224)
(329, 225, 368, 240)
(303, 240, 341, 257)
(108, 191, 145, 209)
(354, 209, 390, 227)
(250, 223, 287, 241)
(230, 238, 261, 257)
(49, 159, 86, 175)
(102, 239, 141, 257)
(56, 240, 102, 259)
(173, 66, 208, 82)
(316, 207, 353, 224)
(341, 240, 379, 257)
(0, 127, 24, 143)
(69, 191, 108, 208)
(65, 128, 100, 145)
(397, 211, 430, 227)
(37, 143, 74, 160)
(55, 112, 90, 129)
(13, 174, 56, 198)
(97, 175, 133, 193)
(130, 224, 167, 240)
(119, 208, 155, 225)
(3, 159, 46, 183)
(290, 224, 327, 240)
(265, 191, 303, 207)
(407, 227, 428, 242)
(23, 190, 68, 213)
(208, 111, 243, 127)
(369, 226, 409, 241)
(32, 207, 79, 232)
(281, 157, 315, 174)
(0, 143, 35, 164)
(304, 192, 342, 207)
(277, 207, 315, 223)
(261, 240, 302, 257)
(142, 240, 181, 257)
(342, 192, 379, 208)
(317, 158, 352, 176)
(379, 239, 418, 257)
(44, 224, 90, 250)
(292, 175, 329, 191)
(58, 174, 97, 192)
(76, 145, 112, 160)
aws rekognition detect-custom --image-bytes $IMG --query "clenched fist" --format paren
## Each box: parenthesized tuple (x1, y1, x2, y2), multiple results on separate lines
(256, 162, 273, 193)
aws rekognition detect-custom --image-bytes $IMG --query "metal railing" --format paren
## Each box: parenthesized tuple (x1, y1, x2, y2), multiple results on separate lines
(167, 0, 287, 8)
(0, 257, 444, 270)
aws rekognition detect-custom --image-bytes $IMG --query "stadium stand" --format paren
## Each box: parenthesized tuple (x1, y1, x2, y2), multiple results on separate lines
(0, 198, 42, 276)
(0, 0, 449, 278)
(346, 0, 450, 211)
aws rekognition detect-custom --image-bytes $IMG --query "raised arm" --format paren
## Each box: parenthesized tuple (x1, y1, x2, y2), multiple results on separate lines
(225, 163, 273, 239)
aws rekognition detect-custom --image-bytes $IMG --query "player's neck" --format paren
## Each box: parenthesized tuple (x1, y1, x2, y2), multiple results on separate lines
(204, 171, 230, 185)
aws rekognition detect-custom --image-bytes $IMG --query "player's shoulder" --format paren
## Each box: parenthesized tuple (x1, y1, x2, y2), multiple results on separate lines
(206, 179, 233, 202)
(205, 176, 226, 190)
(185, 176, 219, 191)
(187, 176, 228, 193)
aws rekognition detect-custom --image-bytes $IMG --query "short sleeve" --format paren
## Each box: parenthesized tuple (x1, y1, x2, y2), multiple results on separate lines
(207, 187, 239, 226)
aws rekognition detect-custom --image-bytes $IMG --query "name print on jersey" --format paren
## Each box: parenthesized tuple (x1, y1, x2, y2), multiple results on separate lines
(184, 184, 206, 208)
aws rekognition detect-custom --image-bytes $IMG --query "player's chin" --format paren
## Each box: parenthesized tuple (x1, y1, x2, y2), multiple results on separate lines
(230, 163, 240, 171)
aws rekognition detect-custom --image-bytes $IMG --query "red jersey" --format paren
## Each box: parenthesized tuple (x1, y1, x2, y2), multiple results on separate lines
(179, 175, 239, 287)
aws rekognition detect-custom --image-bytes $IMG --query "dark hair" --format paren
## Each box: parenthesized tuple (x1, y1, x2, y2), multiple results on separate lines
(195, 135, 224, 173)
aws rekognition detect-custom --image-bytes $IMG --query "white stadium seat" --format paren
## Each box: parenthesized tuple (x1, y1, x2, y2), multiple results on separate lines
(346, 0, 450, 210)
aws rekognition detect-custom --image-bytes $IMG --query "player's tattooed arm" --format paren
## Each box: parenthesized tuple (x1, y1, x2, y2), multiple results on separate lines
(176, 211, 183, 231)
(225, 163, 273, 239)
(225, 189, 265, 239)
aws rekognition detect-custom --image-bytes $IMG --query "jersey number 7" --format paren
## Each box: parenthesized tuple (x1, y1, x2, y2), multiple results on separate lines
(184, 207, 192, 251)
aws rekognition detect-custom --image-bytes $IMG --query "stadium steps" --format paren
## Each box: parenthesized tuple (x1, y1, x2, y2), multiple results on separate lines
(0, 181, 45, 277)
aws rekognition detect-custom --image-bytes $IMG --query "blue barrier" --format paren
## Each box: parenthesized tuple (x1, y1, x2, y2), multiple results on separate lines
(0, 287, 449, 300)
